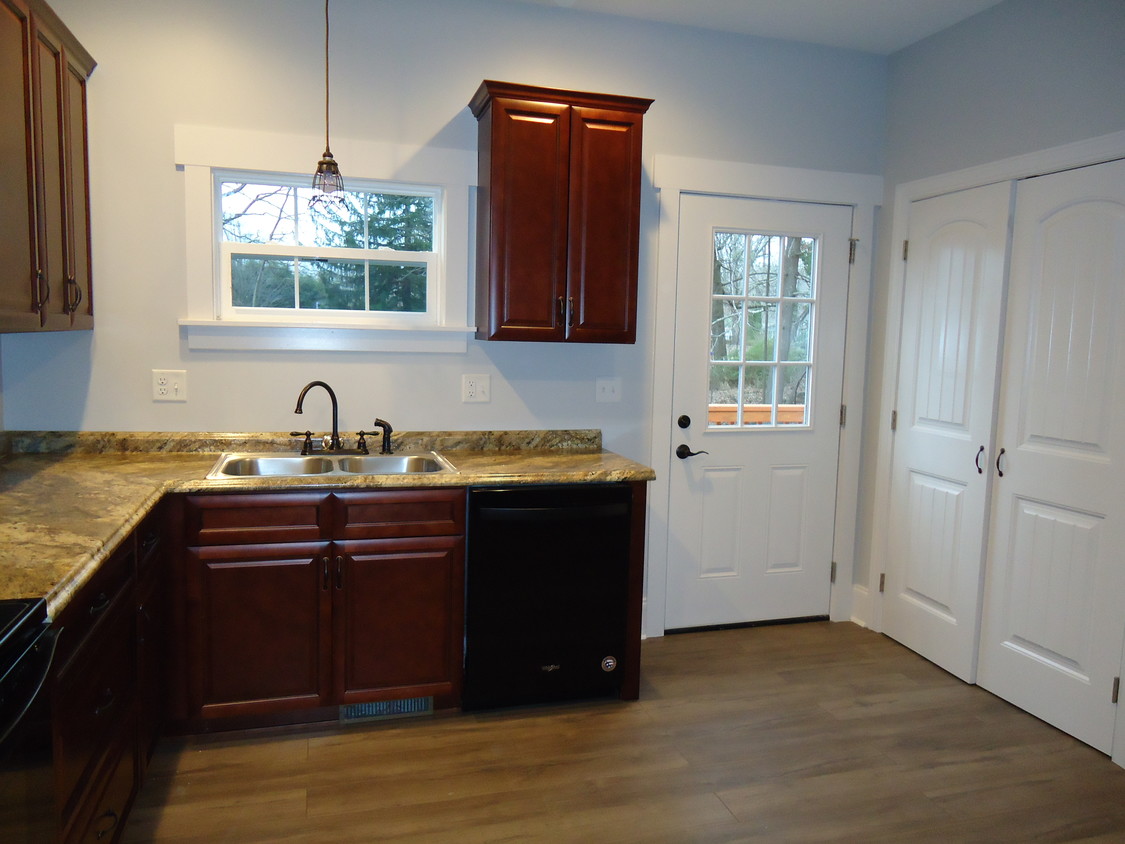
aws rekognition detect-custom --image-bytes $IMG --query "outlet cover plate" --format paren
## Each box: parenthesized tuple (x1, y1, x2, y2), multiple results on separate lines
(462, 374, 491, 403)
(152, 369, 188, 402)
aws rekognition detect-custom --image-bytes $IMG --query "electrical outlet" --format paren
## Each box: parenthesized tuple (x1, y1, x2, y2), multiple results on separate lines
(461, 374, 491, 403)
(595, 377, 622, 403)
(152, 369, 188, 402)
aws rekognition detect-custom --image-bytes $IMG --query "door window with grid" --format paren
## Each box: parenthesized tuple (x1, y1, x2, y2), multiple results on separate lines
(709, 231, 818, 427)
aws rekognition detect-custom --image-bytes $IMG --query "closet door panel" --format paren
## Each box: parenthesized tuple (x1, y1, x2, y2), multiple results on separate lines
(978, 158, 1125, 753)
(882, 182, 1011, 682)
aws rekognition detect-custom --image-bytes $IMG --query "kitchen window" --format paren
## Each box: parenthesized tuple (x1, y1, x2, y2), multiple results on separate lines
(175, 125, 475, 353)
(216, 172, 442, 326)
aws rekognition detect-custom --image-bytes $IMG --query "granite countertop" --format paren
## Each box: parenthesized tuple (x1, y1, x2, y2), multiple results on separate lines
(0, 430, 655, 615)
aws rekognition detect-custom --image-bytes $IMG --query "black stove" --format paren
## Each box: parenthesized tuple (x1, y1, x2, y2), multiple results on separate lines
(0, 596, 56, 844)
(0, 598, 47, 657)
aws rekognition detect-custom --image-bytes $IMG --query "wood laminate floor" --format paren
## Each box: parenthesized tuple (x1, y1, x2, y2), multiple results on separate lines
(124, 622, 1125, 842)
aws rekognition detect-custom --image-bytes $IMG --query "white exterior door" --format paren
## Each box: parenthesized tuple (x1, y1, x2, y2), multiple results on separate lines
(882, 182, 1011, 682)
(977, 158, 1125, 754)
(665, 193, 852, 630)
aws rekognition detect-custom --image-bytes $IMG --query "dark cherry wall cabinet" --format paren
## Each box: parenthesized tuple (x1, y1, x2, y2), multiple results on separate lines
(470, 80, 652, 344)
(0, 0, 94, 333)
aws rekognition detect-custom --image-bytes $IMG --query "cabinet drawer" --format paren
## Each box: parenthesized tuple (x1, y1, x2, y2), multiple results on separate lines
(64, 732, 137, 844)
(54, 541, 134, 672)
(54, 598, 136, 819)
(335, 488, 465, 539)
(184, 491, 333, 545)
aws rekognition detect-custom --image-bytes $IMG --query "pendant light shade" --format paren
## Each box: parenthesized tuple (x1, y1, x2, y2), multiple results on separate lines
(311, 0, 343, 205)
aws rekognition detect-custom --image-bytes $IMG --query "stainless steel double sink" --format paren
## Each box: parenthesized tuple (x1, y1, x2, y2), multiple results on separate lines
(205, 451, 457, 480)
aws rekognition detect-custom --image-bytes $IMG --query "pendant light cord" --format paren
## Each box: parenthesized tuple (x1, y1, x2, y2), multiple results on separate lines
(323, 0, 331, 153)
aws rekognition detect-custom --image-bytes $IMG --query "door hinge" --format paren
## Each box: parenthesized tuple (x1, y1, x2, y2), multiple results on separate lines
(830, 561, 837, 583)
(1113, 676, 1120, 705)
(879, 573, 886, 593)
(848, 238, 858, 264)
(840, 404, 847, 428)
(890, 410, 898, 431)
(902, 240, 909, 261)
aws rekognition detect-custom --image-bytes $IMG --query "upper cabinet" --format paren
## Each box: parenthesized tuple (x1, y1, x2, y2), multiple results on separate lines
(0, 0, 94, 333)
(470, 80, 652, 344)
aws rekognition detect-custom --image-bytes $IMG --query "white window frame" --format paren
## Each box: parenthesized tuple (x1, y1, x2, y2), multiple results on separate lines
(215, 169, 443, 328)
(175, 125, 476, 353)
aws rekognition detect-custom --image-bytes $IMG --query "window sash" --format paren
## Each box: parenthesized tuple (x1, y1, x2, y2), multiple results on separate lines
(212, 171, 443, 326)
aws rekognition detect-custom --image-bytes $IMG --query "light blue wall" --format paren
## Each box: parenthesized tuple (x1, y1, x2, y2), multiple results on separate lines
(886, 0, 1125, 183)
(855, 0, 1125, 586)
(0, 0, 887, 462)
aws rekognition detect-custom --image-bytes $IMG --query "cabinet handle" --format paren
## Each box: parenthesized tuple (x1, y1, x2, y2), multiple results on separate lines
(975, 445, 985, 474)
(32, 269, 44, 312)
(88, 591, 111, 617)
(556, 296, 565, 324)
(93, 686, 116, 717)
(66, 277, 82, 313)
(322, 557, 330, 590)
(335, 555, 344, 590)
(567, 296, 575, 327)
(94, 808, 120, 840)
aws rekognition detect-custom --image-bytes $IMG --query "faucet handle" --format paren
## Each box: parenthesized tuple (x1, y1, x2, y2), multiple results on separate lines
(355, 431, 380, 455)
(290, 430, 315, 455)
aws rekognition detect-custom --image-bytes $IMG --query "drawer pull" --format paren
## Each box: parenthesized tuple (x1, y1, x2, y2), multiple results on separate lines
(95, 808, 120, 840)
(88, 591, 111, 617)
(93, 687, 117, 717)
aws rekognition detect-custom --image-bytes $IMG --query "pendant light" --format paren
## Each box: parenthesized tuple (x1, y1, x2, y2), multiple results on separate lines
(310, 0, 343, 205)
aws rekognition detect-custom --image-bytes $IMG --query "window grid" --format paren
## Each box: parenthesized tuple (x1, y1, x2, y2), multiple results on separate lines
(709, 231, 817, 428)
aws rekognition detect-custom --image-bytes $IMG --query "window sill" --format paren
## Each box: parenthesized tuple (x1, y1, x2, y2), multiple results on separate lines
(179, 319, 473, 353)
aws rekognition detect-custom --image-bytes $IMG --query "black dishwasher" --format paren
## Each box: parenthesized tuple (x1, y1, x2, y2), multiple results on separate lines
(462, 483, 632, 710)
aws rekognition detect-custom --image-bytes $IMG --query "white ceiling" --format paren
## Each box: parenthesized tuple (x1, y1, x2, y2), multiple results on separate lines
(496, 0, 1004, 54)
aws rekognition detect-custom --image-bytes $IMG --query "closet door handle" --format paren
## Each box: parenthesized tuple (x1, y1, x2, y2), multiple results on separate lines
(995, 447, 1006, 478)
(975, 445, 985, 474)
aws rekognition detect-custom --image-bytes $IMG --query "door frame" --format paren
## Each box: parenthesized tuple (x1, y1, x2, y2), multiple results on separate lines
(866, 129, 1125, 638)
(647, 155, 882, 638)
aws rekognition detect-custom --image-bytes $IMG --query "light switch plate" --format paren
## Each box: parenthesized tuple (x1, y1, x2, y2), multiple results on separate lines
(595, 377, 622, 403)
(152, 369, 188, 402)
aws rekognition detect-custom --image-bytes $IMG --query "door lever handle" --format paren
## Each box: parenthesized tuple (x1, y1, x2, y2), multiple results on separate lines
(676, 444, 709, 459)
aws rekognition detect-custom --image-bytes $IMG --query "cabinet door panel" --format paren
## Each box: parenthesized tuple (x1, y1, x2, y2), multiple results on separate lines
(567, 106, 644, 343)
(62, 55, 91, 326)
(334, 487, 465, 540)
(335, 536, 464, 703)
(188, 542, 332, 716)
(32, 18, 65, 328)
(477, 97, 569, 341)
(0, 0, 39, 331)
(184, 491, 334, 545)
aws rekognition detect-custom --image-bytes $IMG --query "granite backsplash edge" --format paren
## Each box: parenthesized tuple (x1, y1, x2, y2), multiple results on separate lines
(3, 429, 603, 455)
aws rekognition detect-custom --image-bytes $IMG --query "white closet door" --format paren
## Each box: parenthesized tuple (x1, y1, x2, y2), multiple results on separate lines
(978, 158, 1125, 753)
(883, 182, 1010, 682)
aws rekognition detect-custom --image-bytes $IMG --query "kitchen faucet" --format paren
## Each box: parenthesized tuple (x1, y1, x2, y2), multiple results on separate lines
(293, 380, 342, 451)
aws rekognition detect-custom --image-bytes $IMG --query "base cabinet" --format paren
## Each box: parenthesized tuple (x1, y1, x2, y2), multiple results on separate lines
(51, 503, 167, 844)
(336, 536, 464, 706)
(177, 488, 466, 727)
